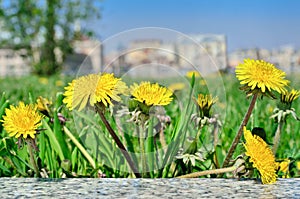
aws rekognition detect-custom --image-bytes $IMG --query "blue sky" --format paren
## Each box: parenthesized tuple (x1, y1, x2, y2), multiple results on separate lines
(86, 0, 300, 52)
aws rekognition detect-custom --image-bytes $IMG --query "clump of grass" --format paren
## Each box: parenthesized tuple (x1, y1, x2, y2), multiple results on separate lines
(0, 66, 299, 181)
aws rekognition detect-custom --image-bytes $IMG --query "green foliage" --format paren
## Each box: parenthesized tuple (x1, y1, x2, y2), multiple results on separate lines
(0, 0, 101, 75)
(0, 73, 299, 178)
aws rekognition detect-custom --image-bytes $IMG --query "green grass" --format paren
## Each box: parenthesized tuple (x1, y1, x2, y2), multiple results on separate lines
(0, 73, 299, 178)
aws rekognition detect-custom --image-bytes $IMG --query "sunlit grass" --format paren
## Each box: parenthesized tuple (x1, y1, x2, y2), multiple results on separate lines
(0, 73, 299, 179)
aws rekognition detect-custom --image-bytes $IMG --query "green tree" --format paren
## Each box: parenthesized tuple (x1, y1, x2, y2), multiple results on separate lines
(0, 0, 100, 75)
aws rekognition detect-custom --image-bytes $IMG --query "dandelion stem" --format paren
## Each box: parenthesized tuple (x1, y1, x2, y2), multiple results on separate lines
(222, 93, 258, 168)
(96, 104, 141, 178)
(176, 165, 236, 178)
(212, 120, 220, 168)
(27, 141, 40, 177)
(272, 120, 284, 154)
(139, 136, 146, 177)
(139, 122, 148, 177)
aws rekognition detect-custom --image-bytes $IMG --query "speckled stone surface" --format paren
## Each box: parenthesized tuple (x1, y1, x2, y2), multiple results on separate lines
(0, 178, 299, 198)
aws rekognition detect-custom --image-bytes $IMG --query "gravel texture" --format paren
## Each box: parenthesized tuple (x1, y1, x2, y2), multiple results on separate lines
(0, 178, 299, 198)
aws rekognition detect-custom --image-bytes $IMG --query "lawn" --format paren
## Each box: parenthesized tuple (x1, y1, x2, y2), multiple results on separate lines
(0, 72, 299, 179)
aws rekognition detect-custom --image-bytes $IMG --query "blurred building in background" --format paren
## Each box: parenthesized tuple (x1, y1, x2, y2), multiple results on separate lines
(0, 47, 30, 77)
(63, 36, 103, 75)
(106, 34, 227, 77)
(228, 46, 300, 73)
(1, 33, 300, 77)
(176, 34, 227, 75)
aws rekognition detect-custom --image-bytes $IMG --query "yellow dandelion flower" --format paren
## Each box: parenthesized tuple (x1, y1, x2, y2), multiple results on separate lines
(199, 79, 206, 86)
(236, 59, 289, 96)
(186, 70, 200, 78)
(243, 127, 277, 184)
(37, 96, 52, 113)
(281, 89, 300, 104)
(55, 80, 64, 87)
(1, 102, 43, 139)
(276, 159, 290, 178)
(131, 82, 173, 106)
(168, 82, 186, 92)
(296, 161, 300, 170)
(39, 77, 48, 85)
(95, 73, 128, 106)
(196, 94, 217, 110)
(63, 73, 127, 111)
(195, 94, 217, 118)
